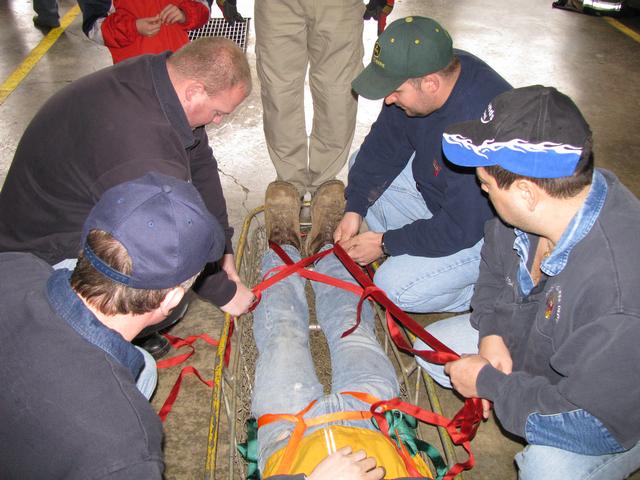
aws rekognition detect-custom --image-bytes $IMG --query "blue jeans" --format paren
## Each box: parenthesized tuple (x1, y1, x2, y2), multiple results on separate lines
(251, 245, 398, 472)
(413, 315, 640, 480)
(516, 442, 640, 480)
(352, 152, 483, 313)
(135, 346, 158, 400)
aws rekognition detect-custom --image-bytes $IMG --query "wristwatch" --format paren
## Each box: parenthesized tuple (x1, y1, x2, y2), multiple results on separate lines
(380, 233, 390, 256)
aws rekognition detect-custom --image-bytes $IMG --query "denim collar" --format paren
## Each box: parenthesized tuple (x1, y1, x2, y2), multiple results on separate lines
(513, 169, 608, 295)
(150, 52, 197, 150)
(46, 270, 144, 379)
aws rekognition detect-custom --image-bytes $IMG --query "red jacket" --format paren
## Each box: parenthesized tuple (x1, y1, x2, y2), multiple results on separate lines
(102, 0, 209, 63)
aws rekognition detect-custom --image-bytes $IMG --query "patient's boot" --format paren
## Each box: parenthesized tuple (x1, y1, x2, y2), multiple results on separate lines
(265, 181, 302, 250)
(305, 180, 345, 255)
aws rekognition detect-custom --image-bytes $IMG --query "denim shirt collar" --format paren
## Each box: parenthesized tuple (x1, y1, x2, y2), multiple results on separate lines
(513, 169, 608, 295)
(46, 269, 144, 379)
(150, 52, 197, 150)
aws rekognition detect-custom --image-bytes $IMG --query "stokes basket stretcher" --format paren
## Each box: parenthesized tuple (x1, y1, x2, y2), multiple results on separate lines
(203, 206, 478, 480)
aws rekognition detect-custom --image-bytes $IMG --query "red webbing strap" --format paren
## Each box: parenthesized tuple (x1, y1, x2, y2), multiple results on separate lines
(254, 243, 460, 364)
(249, 243, 334, 311)
(155, 333, 219, 422)
(332, 243, 459, 363)
(157, 366, 214, 422)
(331, 244, 483, 475)
(250, 243, 483, 475)
(371, 397, 483, 480)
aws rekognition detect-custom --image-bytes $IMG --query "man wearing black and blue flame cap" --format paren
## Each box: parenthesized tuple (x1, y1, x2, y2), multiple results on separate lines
(417, 86, 640, 480)
(0, 172, 225, 479)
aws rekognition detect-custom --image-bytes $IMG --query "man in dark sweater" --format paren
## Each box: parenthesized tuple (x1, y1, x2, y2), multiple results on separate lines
(0, 37, 254, 357)
(335, 16, 511, 315)
(416, 86, 640, 479)
(0, 172, 225, 479)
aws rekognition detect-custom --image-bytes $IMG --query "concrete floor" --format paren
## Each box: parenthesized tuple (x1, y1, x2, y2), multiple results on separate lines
(1, 0, 639, 478)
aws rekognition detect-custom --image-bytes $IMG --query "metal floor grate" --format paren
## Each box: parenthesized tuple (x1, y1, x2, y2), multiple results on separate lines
(188, 17, 251, 52)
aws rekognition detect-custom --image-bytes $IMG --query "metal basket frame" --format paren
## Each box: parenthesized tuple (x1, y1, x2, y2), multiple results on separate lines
(204, 206, 462, 479)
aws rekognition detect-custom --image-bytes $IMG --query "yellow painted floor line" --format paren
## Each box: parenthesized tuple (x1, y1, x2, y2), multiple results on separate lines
(0, 4, 81, 105)
(604, 17, 640, 43)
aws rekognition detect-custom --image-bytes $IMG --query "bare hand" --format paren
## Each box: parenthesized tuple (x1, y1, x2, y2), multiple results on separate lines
(221, 253, 241, 283)
(308, 446, 384, 480)
(481, 399, 492, 419)
(159, 4, 186, 24)
(444, 354, 489, 399)
(478, 335, 512, 374)
(220, 281, 254, 316)
(341, 231, 384, 265)
(334, 212, 363, 244)
(136, 16, 161, 36)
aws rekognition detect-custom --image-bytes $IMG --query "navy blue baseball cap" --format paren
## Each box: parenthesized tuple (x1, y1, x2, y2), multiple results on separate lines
(81, 172, 225, 289)
(442, 85, 591, 178)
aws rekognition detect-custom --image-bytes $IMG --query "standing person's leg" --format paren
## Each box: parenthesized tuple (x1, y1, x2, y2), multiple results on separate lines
(306, 0, 364, 193)
(251, 245, 323, 470)
(33, 0, 59, 28)
(360, 154, 483, 313)
(255, 0, 310, 195)
(313, 248, 398, 401)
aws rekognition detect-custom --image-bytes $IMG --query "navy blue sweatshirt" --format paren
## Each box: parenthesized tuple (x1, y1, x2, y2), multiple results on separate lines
(345, 50, 511, 257)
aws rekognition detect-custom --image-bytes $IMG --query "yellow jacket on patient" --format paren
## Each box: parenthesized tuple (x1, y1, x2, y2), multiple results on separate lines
(263, 425, 432, 479)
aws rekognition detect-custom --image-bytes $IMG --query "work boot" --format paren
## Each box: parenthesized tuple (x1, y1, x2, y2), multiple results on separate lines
(265, 181, 302, 250)
(305, 180, 345, 256)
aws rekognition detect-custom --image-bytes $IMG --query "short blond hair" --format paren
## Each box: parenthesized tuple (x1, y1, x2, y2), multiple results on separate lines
(168, 37, 252, 96)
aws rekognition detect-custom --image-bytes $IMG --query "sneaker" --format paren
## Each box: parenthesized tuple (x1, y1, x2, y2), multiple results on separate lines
(305, 180, 345, 255)
(265, 181, 302, 249)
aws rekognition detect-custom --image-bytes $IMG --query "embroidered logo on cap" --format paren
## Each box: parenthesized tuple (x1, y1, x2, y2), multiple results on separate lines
(372, 42, 384, 68)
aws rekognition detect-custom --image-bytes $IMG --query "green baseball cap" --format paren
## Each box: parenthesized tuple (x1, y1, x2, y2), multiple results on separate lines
(352, 16, 453, 100)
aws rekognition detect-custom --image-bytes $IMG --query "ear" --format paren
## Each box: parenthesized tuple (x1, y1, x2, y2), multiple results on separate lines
(184, 81, 206, 102)
(421, 73, 439, 93)
(159, 287, 186, 318)
(514, 179, 540, 212)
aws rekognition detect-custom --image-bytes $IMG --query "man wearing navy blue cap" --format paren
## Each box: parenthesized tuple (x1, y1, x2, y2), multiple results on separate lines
(0, 172, 225, 479)
(416, 86, 640, 479)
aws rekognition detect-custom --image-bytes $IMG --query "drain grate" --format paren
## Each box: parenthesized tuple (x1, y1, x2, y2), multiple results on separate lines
(188, 17, 251, 52)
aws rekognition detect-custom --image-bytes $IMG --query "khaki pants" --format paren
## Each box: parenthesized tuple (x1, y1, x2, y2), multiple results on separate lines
(255, 0, 365, 194)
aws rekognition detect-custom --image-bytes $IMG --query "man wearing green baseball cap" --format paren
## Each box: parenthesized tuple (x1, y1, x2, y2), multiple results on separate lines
(335, 16, 511, 315)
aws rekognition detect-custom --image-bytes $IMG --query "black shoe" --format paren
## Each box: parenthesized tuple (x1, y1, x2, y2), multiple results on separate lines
(134, 292, 191, 359)
(33, 15, 60, 29)
(135, 332, 171, 359)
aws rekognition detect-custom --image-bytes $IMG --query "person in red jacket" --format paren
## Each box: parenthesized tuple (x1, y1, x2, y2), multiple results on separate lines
(98, 0, 209, 63)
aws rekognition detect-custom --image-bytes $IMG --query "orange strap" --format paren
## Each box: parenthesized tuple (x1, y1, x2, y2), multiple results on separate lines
(258, 391, 411, 475)
(250, 244, 484, 478)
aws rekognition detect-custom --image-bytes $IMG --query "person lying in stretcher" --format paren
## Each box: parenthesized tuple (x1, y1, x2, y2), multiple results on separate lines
(248, 180, 432, 480)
